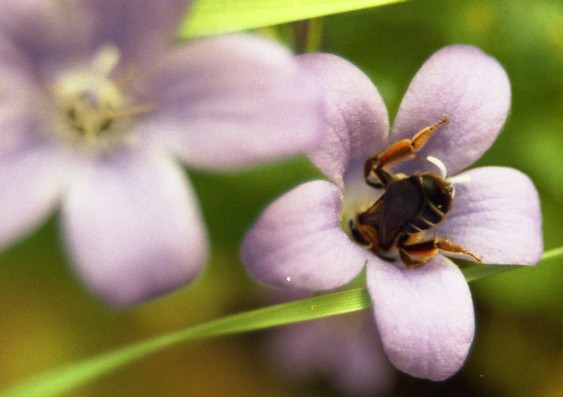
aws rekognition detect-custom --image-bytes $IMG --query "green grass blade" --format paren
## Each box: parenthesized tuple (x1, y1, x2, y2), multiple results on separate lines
(1, 288, 370, 397)
(540, 246, 563, 261)
(462, 246, 563, 282)
(4, 247, 560, 397)
(181, 0, 409, 38)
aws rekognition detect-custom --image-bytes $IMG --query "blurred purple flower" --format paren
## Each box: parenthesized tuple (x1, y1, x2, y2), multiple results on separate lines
(242, 46, 543, 380)
(0, 0, 321, 306)
(265, 291, 396, 397)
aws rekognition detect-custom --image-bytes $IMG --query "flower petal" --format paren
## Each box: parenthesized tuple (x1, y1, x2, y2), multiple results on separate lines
(367, 256, 474, 381)
(241, 180, 366, 291)
(141, 34, 322, 170)
(0, 1, 95, 66)
(436, 166, 543, 265)
(391, 45, 510, 176)
(1, 0, 188, 70)
(0, 39, 48, 156)
(0, 40, 66, 248)
(297, 53, 390, 186)
(0, 145, 65, 249)
(74, 0, 190, 66)
(61, 148, 207, 306)
(268, 309, 395, 396)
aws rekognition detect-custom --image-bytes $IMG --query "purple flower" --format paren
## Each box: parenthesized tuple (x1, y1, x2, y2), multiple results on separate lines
(0, 0, 321, 306)
(265, 292, 396, 397)
(242, 46, 543, 380)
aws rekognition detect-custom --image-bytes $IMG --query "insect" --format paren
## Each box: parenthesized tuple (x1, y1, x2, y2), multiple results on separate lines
(349, 116, 481, 268)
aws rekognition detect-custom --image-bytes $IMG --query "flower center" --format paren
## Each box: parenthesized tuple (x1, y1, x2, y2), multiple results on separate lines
(50, 46, 153, 154)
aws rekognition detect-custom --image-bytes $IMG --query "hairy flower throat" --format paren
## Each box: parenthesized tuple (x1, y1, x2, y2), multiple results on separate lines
(51, 46, 153, 153)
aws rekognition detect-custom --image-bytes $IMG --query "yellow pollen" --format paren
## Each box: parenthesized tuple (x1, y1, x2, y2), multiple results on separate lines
(50, 45, 155, 152)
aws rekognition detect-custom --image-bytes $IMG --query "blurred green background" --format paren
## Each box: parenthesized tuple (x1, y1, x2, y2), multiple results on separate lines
(0, 0, 561, 396)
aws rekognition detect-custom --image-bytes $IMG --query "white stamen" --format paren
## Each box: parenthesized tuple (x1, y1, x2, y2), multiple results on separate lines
(448, 174, 473, 185)
(426, 155, 448, 179)
(92, 45, 121, 78)
(49, 45, 155, 155)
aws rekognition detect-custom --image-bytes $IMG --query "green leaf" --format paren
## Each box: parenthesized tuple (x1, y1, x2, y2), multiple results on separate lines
(462, 263, 520, 282)
(461, 247, 563, 282)
(4, 247, 561, 397)
(540, 246, 563, 262)
(180, 0, 409, 38)
(1, 288, 371, 397)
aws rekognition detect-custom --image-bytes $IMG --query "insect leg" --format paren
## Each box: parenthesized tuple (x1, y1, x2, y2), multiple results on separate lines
(399, 235, 481, 268)
(435, 238, 482, 262)
(364, 116, 449, 188)
(398, 238, 440, 268)
(349, 219, 379, 250)
(411, 116, 449, 150)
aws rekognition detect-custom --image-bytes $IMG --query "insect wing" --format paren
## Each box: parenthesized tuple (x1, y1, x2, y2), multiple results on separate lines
(359, 177, 423, 250)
